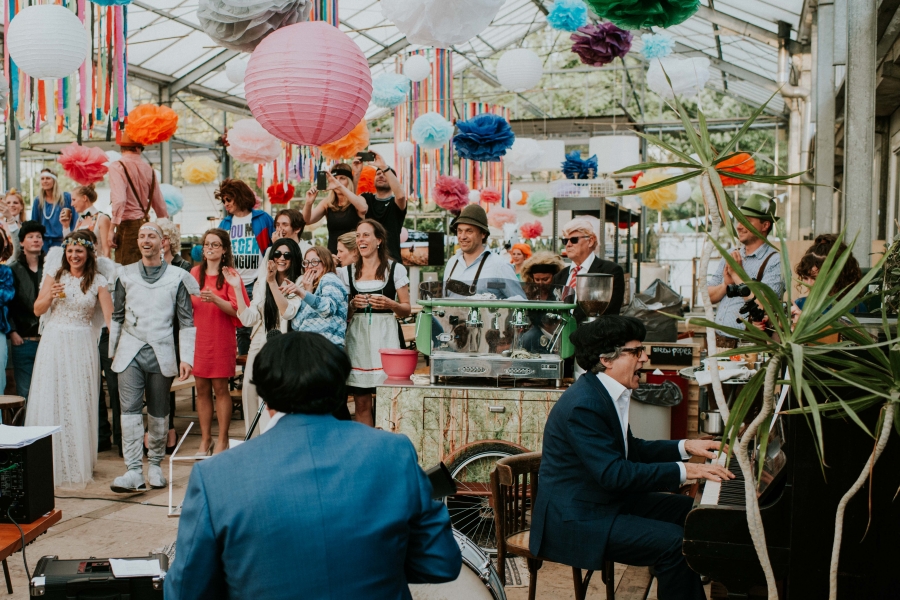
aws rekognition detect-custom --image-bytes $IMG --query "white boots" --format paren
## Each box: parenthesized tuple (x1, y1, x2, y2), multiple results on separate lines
(111, 414, 169, 493)
(147, 416, 168, 489)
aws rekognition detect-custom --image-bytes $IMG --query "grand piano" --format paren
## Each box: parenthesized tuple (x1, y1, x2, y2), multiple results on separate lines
(683, 394, 900, 599)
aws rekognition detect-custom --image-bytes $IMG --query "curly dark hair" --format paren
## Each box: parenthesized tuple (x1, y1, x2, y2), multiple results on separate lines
(215, 178, 256, 213)
(795, 234, 862, 298)
(199, 228, 234, 290)
(56, 230, 98, 294)
(570, 316, 646, 373)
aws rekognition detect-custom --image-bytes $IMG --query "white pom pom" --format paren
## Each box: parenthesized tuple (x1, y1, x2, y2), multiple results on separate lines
(509, 189, 524, 203)
(468, 190, 481, 203)
(404, 55, 432, 82)
(397, 140, 416, 158)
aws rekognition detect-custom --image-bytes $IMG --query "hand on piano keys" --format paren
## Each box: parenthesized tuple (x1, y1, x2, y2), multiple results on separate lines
(685, 452, 735, 484)
(697, 452, 745, 507)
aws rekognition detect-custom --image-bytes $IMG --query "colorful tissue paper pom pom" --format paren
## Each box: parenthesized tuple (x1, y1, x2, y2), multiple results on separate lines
(488, 207, 517, 228)
(634, 170, 678, 210)
(480, 189, 502, 204)
(267, 182, 295, 204)
(586, 0, 700, 30)
(412, 112, 455, 151)
(160, 184, 184, 217)
(357, 166, 377, 194)
(528, 190, 553, 216)
(125, 104, 179, 146)
(717, 153, 756, 186)
(319, 120, 370, 160)
(453, 113, 516, 162)
(547, 0, 589, 31)
(563, 151, 598, 179)
(226, 119, 282, 165)
(181, 156, 219, 185)
(57, 143, 109, 186)
(517, 191, 529, 205)
(520, 221, 544, 239)
(372, 73, 411, 108)
(570, 22, 632, 67)
(433, 175, 470, 213)
(641, 32, 674, 60)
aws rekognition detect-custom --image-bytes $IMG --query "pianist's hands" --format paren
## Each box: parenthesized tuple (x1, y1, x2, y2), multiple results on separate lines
(685, 462, 735, 483)
(684, 439, 726, 460)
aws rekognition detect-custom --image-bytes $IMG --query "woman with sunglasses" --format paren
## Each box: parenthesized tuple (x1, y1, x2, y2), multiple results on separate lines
(226, 238, 302, 437)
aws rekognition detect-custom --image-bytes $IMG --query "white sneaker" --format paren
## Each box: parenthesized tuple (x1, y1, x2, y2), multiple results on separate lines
(148, 464, 167, 489)
(110, 469, 147, 493)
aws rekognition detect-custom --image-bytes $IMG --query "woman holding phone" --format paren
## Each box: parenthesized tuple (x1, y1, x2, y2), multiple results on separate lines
(301, 163, 367, 255)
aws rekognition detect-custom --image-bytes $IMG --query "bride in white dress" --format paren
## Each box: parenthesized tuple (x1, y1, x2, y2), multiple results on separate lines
(25, 231, 112, 489)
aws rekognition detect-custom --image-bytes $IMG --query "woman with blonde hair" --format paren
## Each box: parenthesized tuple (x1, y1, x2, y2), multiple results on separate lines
(335, 231, 359, 267)
(31, 168, 76, 252)
(302, 164, 367, 254)
(3, 189, 25, 260)
(68, 185, 112, 258)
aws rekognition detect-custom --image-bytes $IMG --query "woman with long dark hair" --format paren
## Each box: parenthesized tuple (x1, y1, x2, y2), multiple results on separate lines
(226, 237, 302, 437)
(191, 228, 249, 454)
(25, 230, 113, 488)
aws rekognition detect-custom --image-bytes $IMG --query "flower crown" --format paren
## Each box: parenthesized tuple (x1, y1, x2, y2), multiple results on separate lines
(63, 237, 94, 250)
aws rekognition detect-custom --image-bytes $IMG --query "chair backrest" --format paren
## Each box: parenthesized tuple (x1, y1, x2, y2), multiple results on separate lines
(490, 452, 541, 544)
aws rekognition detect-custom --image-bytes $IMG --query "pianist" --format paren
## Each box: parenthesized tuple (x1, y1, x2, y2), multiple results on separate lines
(530, 316, 733, 600)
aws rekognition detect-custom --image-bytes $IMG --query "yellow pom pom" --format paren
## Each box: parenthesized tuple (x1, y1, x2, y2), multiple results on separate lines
(181, 156, 219, 185)
(635, 170, 678, 211)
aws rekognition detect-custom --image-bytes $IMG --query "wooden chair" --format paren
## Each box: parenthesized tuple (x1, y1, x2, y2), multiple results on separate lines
(491, 452, 616, 600)
(0, 396, 25, 426)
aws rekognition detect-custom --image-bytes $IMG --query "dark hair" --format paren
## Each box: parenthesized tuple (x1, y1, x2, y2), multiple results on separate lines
(215, 178, 256, 213)
(570, 316, 646, 373)
(353, 219, 391, 282)
(795, 233, 862, 298)
(18, 220, 45, 244)
(74, 184, 98, 204)
(275, 208, 305, 236)
(305, 245, 337, 290)
(199, 228, 234, 290)
(252, 331, 351, 414)
(0, 229, 10, 263)
(56, 230, 98, 294)
(264, 238, 302, 332)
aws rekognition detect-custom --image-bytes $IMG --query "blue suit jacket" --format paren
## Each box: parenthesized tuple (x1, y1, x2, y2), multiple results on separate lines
(529, 373, 683, 570)
(165, 414, 462, 599)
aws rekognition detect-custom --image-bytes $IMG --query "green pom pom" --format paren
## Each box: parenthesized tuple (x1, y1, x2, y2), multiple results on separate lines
(528, 191, 553, 217)
(586, 0, 699, 30)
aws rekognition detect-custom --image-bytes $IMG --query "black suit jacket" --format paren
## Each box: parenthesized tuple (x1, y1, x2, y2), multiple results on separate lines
(553, 257, 626, 318)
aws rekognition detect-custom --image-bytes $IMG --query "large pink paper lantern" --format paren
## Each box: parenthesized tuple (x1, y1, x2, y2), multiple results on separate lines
(244, 22, 372, 147)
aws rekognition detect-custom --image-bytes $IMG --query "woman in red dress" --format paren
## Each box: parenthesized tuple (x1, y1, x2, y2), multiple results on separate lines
(191, 228, 249, 454)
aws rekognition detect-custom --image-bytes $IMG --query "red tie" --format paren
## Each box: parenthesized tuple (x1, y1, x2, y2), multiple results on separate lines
(568, 264, 582, 289)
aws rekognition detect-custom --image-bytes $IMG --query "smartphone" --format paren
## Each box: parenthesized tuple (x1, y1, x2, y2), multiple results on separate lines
(316, 171, 328, 191)
(356, 151, 376, 162)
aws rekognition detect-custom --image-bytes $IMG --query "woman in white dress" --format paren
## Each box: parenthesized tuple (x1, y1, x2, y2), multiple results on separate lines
(25, 231, 112, 489)
(341, 219, 410, 427)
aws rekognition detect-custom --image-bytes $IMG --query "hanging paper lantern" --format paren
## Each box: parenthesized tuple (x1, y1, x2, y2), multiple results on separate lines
(160, 184, 185, 217)
(480, 189, 501, 204)
(412, 112, 455, 151)
(400, 227, 409, 243)
(504, 138, 545, 176)
(7, 5, 90, 80)
(225, 57, 249, 84)
(528, 190, 553, 217)
(372, 73, 411, 108)
(509, 189, 524, 204)
(57, 143, 109, 186)
(267, 181, 295, 204)
(319, 120, 370, 160)
(562, 151, 598, 180)
(381, 0, 505, 48)
(468, 190, 482, 204)
(676, 181, 692, 204)
(404, 55, 432, 83)
(453, 114, 516, 162)
(198, 0, 312, 53)
(547, 0, 590, 31)
(124, 104, 179, 147)
(181, 156, 219, 185)
(488, 207, 517, 228)
(397, 140, 416, 158)
(245, 22, 373, 147)
(357, 166, 377, 194)
(634, 170, 678, 210)
(496, 49, 543, 93)
(226, 119, 282, 164)
(647, 56, 711, 99)
(570, 23, 633, 67)
(434, 176, 470, 214)
(717, 153, 756, 186)
(586, 0, 700, 30)
(520, 221, 544, 240)
(641, 32, 674, 60)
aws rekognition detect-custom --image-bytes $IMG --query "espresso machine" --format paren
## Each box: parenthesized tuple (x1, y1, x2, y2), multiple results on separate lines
(575, 273, 614, 322)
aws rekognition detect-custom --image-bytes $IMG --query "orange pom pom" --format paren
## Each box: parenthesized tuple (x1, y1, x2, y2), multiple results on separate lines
(125, 104, 179, 146)
(319, 120, 369, 160)
(717, 153, 755, 186)
(357, 166, 377, 195)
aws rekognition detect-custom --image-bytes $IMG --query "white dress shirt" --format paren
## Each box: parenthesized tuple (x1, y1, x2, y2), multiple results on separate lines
(596, 372, 690, 484)
(263, 411, 286, 433)
(566, 252, 596, 286)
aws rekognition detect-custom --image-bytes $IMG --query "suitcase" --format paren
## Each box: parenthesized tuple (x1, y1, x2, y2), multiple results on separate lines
(30, 554, 168, 598)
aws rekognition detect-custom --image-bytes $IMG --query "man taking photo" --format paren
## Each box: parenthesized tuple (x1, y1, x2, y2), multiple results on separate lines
(355, 153, 407, 262)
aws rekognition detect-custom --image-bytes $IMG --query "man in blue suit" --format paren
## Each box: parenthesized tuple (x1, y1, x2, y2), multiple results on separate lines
(165, 332, 462, 599)
(530, 316, 733, 600)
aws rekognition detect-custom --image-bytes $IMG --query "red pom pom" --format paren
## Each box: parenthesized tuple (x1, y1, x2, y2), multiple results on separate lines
(717, 153, 755, 186)
(357, 166, 377, 195)
(267, 182, 295, 205)
(433, 175, 470, 214)
(57, 142, 109, 185)
(480, 189, 501, 204)
(520, 220, 544, 239)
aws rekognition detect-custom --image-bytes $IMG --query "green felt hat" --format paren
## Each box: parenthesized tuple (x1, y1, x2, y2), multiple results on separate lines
(738, 193, 779, 222)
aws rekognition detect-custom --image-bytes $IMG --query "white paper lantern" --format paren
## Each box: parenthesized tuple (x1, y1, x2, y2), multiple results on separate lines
(535, 140, 566, 171)
(469, 190, 481, 204)
(225, 57, 249, 84)
(647, 56, 711, 99)
(382, 0, 505, 48)
(504, 137, 545, 176)
(404, 55, 432, 83)
(8, 5, 89, 80)
(509, 189, 524, 203)
(676, 181, 692, 204)
(397, 140, 416, 158)
(496, 49, 543, 93)
(589, 135, 641, 174)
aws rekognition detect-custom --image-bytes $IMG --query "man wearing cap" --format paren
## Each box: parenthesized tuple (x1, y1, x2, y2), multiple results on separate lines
(108, 132, 168, 265)
(444, 204, 523, 299)
(109, 222, 198, 493)
(707, 194, 785, 349)
(7, 221, 46, 400)
(553, 217, 626, 317)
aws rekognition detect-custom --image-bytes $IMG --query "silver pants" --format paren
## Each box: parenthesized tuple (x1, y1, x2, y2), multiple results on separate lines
(118, 354, 174, 470)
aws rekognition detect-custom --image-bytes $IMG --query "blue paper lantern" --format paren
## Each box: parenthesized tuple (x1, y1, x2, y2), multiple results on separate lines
(547, 0, 589, 31)
(562, 151, 598, 179)
(160, 183, 184, 217)
(453, 113, 516, 162)
(411, 112, 455, 150)
(191, 244, 203, 263)
(372, 73, 411, 108)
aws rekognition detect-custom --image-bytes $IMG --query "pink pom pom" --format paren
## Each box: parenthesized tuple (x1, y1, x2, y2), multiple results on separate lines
(488, 206, 517, 228)
(226, 119, 282, 165)
(520, 220, 544, 239)
(57, 142, 109, 185)
(433, 175, 470, 214)
(480, 189, 501, 204)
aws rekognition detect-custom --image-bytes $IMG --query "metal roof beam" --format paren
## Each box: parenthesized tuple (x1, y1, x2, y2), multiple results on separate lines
(128, 65, 250, 114)
(131, 1, 203, 32)
(366, 38, 411, 67)
(695, 5, 802, 53)
(169, 49, 240, 94)
(673, 42, 780, 93)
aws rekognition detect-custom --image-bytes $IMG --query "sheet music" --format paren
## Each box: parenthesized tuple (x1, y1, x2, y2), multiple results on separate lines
(0, 425, 59, 448)
(109, 558, 161, 578)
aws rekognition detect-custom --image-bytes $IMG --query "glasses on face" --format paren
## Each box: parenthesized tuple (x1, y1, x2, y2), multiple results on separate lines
(560, 236, 589, 246)
(203, 242, 223, 249)
(618, 345, 646, 358)
(302, 259, 322, 268)
(272, 251, 292, 260)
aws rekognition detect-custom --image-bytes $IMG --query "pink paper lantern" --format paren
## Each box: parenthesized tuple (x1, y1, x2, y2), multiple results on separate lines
(244, 22, 373, 147)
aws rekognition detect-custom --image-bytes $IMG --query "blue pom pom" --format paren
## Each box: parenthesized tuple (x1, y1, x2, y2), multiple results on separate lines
(453, 114, 516, 162)
(547, 0, 589, 31)
(372, 73, 411, 108)
(90, 0, 131, 5)
(191, 245, 203, 263)
(641, 33, 675, 60)
(160, 183, 184, 217)
(412, 112, 455, 151)
(562, 151, 598, 179)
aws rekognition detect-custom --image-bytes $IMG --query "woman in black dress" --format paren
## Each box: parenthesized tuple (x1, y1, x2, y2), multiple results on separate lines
(302, 163, 367, 254)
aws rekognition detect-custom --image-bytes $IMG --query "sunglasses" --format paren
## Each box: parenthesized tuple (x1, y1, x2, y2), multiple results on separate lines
(272, 251, 293, 260)
(302, 259, 322, 267)
(618, 345, 646, 357)
(560, 235, 590, 245)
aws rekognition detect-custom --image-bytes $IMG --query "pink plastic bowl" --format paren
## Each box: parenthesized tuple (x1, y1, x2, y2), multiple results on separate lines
(380, 348, 419, 380)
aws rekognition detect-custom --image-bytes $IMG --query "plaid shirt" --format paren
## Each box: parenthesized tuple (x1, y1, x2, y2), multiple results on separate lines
(709, 243, 784, 338)
(291, 272, 349, 347)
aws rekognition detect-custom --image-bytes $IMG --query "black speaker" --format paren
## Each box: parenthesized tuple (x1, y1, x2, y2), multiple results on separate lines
(0, 434, 54, 523)
(31, 554, 168, 599)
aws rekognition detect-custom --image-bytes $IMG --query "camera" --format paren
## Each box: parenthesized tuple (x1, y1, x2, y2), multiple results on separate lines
(737, 299, 768, 324)
(725, 283, 752, 298)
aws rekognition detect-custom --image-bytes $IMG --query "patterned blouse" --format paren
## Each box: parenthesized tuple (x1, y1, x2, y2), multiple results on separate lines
(291, 272, 349, 348)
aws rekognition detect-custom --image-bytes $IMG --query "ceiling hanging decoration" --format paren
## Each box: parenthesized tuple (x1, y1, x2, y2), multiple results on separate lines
(527, 190, 553, 216)
(646, 55, 710, 98)
(504, 138, 545, 176)
(488, 207, 517, 228)
(318, 119, 370, 160)
(160, 184, 185, 217)
(520, 220, 544, 240)
(634, 170, 678, 210)
(717, 152, 757, 186)
(225, 57, 249, 84)
(381, 0, 505, 48)
(244, 22, 372, 146)
(510, 189, 529, 205)
(397, 140, 416, 158)
(124, 104, 179, 146)
(7, 5, 90, 80)
(546, 0, 590, 31)
(226, 119, 282, 164)
(357, 166, 378, 194)
(453, 114, 516, 162)
(585, 0, 700, 30)
(496, 49, 543, 93)
(372, 73, 411, 108)
(480, 189, 502, 204)
(433, 175, 471, 214)
(570, 22, 633, 67)
(403, 55, 432, 83)
(641, 32, 674, 59)
(468, 190, 482, 204)
(198, 0, 312, 53)
(411, 112, 455, 151)
(562, 151, 598, 179)
(267, 181, 295, 204)
(181, 156, 219, 185)
(57, 143, 109, 186)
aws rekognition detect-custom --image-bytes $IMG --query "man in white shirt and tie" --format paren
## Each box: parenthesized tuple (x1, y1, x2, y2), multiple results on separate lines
(552, 217, 626, 317)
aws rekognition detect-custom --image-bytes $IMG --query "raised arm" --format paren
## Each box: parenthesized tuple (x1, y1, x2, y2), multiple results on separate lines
(327, 172, 367, 218)
(302, 187, 327, 225)
(374, 153, 407, 210)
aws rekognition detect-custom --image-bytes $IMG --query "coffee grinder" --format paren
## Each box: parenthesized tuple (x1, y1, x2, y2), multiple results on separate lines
(575, 273, 614, 322)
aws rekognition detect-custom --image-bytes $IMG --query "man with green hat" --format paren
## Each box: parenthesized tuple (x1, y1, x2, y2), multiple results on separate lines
(444, 204, 522, 298)
(706, 194, 785, 348)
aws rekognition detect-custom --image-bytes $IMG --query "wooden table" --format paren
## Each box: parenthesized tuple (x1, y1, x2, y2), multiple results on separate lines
(0, 509, 62, 593)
